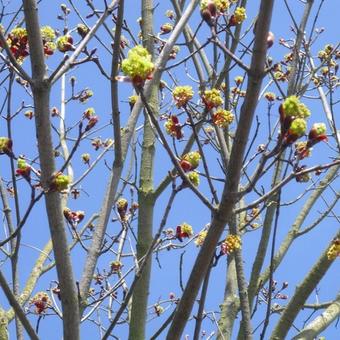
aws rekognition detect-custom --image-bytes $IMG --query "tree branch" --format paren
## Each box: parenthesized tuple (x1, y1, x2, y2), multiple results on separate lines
(166, 0, 274, 337)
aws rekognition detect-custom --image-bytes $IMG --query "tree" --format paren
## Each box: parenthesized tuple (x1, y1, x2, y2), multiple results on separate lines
(0, 0, 339, 339)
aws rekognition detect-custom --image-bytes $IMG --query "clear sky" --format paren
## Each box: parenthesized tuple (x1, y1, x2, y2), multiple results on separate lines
(0, 0, 339, 339)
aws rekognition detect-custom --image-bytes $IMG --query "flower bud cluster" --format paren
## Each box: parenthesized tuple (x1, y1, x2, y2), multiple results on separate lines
(52, 172, 70, 192)
(29, 292, 51, 314)
(220, 234, 241, 255)
(116, 197, 128, 221)
(40, 26, 56, 55)
(110, 260, 123, 273)
(63, 207, 85, 226)
(172, 86, 194, 108)
(201, 88, 223, 110)
(164, 115, 183, 140)
(16, 157, 31, 180)
(187, 171, 200, 187)
(180, 151, 201, 172)
(121, 45, 154, 85)
(0, 137, 13, 155)
(56, 35, 74, 52)
(229, 7, 247, 26)
(176, 222, 193, 242)
(212, 109, 234, 128)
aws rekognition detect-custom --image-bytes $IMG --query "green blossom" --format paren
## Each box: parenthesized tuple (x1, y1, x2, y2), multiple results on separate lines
(54, 173, 70, 191)
(121, 45, 154, 81)
(40, 26, 55, 42)
(188, 171, 200, 186)
(289, 118, 307, 137)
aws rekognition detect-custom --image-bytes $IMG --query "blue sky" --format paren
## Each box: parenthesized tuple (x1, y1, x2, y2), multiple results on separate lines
(0, 0, 339, 339)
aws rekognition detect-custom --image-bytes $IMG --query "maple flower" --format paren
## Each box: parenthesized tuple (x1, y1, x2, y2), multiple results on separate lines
(195, 230, 208, 246)
(165, 10, 175, 19)
(160, 23, 173, 34)
(274, 71, 287, 82)
(200, 0, 230, 13)
(43, 41, 56, 56)
(318, 50, 327, 61)
(264, 92, 276, 102)
(281, 96, 310, 118)
(295, 141, 312, 159)
(0, 137, 13, 155)
(85, 116, 99, 132)
(51, 107, 60, 117)
(234, 7, 246, 23)
(8, 27, 27, 41)
(164, 115, 183, 140)
(81, 153, 91, 164)
(63, 208, 85, 225)
(83, 107, 95, 119)
(308, 123, 327, 143)
(129, 95, 138, 109)
(16, 157, 31, 179)
(79, 89, 93, 103)
(40, 26, 56, 56)
(53, 173, 70, 192)
(187, 171, 200, 186)
(117, 197, 128, 220)
(7, 27, 29, 61)
(40, 26, 55, 42)
(327, 239, 340, 260)
(176, 222, 193, 241)
(77, 24, 89, 38)
(229, 7, 246, 26)
(121, 45, 154, 85)
(169, 45, 180, 59)
(288, 118, 307, 138)
(221, 234, 241, 255)
(297, 103, 311, 119)
(56, 35, 74, 52)
(30, 292, 51, 314)
(172, 86, 194, 108)
(212, 109, 234, 128)
(110, 260, 122, 273)
(281, 96, 300, 116)
(201, 88, 223, 110)
(180, 151, 201, 172)
(24, 110, 34, 119)
(154, 304, 164, 316)
(234, 76, 243, 85)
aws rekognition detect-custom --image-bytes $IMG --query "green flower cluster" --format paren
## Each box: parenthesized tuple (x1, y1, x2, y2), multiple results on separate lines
(121, 45, 154, 82)
(0, 137, 12, 154)
(40, 26, 56, 42)
(17, 158, 27, 169)
(201, 88, 224, 109)
(233, 7, 246, 24)
(200, 0, 230, 12)
(289, 118, 307, 137)
(311, 123, 326, 136)
(183, 151, 201, 169)
(188, 171, 200, 186)
(54, 173, 70, 191)
(282, 96, 310, 118)
(172, 86, 194, 108)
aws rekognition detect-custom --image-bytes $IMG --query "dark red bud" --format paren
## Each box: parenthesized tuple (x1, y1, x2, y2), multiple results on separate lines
(201, 9, 214, 26)
(207, 2, 217, 17)
(180, 159, 192, 172)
